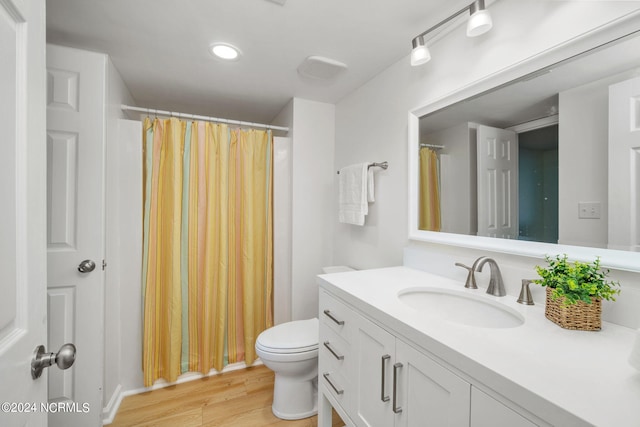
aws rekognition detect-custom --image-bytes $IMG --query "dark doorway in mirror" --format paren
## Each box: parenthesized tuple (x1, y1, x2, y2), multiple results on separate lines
(518, 124, 558, 243)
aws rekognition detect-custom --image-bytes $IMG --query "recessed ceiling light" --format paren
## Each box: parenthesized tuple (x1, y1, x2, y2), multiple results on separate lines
(210, 43, 241, 61)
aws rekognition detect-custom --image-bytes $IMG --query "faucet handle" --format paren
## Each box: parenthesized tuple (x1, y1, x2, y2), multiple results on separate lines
(517, 279, 535, 305)
(455, 263, 478, 289)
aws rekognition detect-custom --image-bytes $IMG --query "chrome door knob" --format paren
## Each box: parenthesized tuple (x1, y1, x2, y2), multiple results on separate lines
(77, 259, 96, 273)
(31, 343, 76, 379)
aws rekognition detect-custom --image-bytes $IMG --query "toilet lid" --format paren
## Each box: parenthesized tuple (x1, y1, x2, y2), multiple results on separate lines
(256, 318, 318, 354)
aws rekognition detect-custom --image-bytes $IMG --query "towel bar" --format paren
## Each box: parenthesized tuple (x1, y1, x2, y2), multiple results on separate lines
(337, 161, 388, 174)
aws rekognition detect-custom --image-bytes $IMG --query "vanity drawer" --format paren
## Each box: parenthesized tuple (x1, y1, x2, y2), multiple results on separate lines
(319, 322, 350, 373)
(319, 290, 357, 342)
(320, 369, 351, 415)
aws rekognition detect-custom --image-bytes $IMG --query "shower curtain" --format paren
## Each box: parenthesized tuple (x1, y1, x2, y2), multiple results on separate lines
(141, 117, 273, 387)
(419, 147, 441, 231)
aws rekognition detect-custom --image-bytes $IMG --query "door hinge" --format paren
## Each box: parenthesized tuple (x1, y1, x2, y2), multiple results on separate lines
(102, 260, 107, 270)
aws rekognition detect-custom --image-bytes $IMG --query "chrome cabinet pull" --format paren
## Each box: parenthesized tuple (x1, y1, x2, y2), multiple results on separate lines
(323, 372, 344, 395)
(323, 341, 344, 360)
(381, 354, 390, 402)
(323, 309, 345, 326)
(393, 362, 403, 414)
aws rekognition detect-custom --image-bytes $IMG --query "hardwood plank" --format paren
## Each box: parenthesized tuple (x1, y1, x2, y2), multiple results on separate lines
(110, 365, 346, 427)
(134, 408, 202, 427)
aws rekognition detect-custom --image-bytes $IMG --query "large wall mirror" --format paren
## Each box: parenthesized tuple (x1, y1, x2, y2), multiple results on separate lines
(408, 27, 640, 271)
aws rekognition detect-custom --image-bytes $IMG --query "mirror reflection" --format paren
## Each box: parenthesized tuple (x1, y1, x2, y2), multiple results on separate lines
(418, 32, 640, 251)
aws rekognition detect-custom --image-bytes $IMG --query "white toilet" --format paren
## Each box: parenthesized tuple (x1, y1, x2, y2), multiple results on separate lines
(255, 265, 354, 420)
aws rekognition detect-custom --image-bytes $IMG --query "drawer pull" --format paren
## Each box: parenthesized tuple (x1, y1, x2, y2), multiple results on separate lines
(323, 372, 344, 395)
(323, 309, 345, 326)
(323, 341, 344, 360)
(393, 362, 403, 414)
(381, 354, 390, 402)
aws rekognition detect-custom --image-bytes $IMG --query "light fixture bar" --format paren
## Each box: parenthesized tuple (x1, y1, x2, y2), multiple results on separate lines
(412, 3, 476, 43)
(411, 0, 492, 66)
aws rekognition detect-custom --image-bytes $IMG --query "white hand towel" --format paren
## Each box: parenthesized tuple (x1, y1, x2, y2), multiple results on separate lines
(338, 163, 369, 226)
(367, 167, 375, 203)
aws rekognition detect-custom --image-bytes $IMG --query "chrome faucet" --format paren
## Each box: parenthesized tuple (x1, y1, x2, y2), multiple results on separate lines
(454, 262, 478, 289)
(474, 257, 506, 297)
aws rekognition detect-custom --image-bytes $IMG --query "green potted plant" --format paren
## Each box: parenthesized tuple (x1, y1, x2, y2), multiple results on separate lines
(534, 254, 620, 331)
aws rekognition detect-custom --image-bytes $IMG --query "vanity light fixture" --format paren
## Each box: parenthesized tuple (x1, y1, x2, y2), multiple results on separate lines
(210, 43, 241, 61)
(411, 36, 431, 67)
(411, 0, 493, 66)
(466, 0, 493, 37)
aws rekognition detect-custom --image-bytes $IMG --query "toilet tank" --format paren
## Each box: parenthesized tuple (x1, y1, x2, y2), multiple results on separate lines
(322, 266, 355, 274)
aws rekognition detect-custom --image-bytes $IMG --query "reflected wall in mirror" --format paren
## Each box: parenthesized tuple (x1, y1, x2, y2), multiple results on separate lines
(416, 32, 640, 251)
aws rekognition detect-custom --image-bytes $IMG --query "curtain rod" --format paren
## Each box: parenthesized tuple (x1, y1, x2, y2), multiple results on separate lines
(121, 105, 290, 132)
(420, 143, 444, 149)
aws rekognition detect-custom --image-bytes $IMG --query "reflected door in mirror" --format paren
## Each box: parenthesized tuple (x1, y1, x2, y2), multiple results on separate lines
(477, 125, 519, 239)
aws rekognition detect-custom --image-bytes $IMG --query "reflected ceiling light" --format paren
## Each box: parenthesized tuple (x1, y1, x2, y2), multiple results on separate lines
(411, 0, 493, 67)
(210, 43, 241, 60)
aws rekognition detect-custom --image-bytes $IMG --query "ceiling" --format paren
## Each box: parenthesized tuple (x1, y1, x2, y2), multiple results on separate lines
(46, 0, 470, 124)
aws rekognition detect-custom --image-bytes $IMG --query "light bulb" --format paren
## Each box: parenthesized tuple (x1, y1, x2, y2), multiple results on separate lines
(210, 43, 241, 60)
(467, 8, 493, 37)
(411, 37, 431, 66)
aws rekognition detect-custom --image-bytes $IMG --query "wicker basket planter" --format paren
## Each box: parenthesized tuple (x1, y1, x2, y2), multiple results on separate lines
(545, 287, 602, 331)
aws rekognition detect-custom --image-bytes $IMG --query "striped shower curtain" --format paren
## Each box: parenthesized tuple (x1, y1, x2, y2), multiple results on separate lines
(141, 117, 274, 387)
(419, 147, 441, 231)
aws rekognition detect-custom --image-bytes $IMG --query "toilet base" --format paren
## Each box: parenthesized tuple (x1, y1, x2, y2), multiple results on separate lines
(271, 375, 318, 420)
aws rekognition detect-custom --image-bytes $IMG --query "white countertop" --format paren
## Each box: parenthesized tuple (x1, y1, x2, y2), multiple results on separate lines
(318, 266, 640, 427)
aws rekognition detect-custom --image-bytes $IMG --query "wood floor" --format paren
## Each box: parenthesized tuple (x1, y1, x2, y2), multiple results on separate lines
(110, 365, 344, 427)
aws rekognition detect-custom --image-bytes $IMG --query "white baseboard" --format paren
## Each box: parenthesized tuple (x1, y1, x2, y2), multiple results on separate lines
(101, 360, 263, 425)
(101, 383, 123, 425)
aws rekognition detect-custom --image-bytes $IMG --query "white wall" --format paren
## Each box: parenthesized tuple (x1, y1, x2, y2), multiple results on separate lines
(274, 98, 336, 321)
(103, 58, 136, 419)
(333, 2, 640, 328)
(114, 119, 144, 393)
(558, 68, 640, 248)
(273, 136, 293, 325)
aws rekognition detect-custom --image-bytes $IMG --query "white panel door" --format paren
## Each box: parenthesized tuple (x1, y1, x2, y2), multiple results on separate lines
(608, 75, 640, 252)
(46, 45, 106, 427)
(477, 125, 519, 239)
(0, 0, 47, 426)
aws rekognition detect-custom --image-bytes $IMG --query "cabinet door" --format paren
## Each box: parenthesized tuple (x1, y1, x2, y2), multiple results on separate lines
(471, 387, 536, 427)
(354, 316, 396, 427)
(395, 340, 471, 427)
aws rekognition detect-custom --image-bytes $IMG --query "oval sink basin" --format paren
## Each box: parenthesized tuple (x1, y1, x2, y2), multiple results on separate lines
(398, 287, 524, 329)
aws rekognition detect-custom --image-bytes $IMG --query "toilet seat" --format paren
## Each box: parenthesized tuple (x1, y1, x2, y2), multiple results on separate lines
(256, 318, 318, 354)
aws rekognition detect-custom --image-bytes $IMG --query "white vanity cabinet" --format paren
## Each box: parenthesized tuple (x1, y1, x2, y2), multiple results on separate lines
(318, 267, 640, 427)
(320, 290, 471, 427)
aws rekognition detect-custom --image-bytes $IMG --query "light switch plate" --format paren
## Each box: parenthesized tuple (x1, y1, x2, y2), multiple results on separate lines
(578, 202, 601, 219)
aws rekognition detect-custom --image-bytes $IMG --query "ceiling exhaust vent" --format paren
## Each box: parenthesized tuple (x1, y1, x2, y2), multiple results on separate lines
(297, 56, 348, 80)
